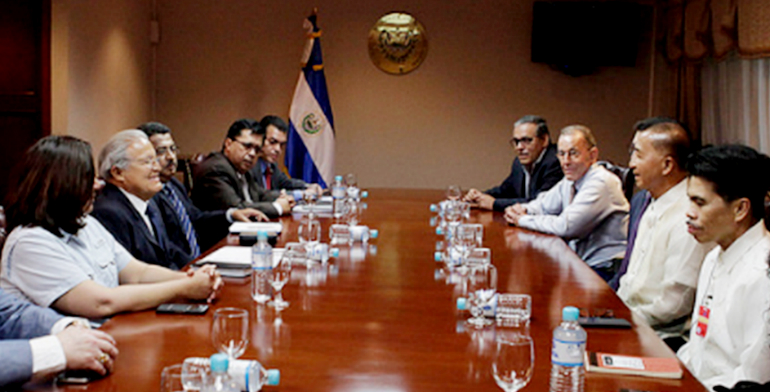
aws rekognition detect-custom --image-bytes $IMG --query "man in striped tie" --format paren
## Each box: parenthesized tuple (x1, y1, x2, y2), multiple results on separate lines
(139, 122, 266, 255)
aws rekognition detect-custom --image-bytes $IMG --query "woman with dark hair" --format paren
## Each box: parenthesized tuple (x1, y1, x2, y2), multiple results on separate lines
(0, 136, 222, 319)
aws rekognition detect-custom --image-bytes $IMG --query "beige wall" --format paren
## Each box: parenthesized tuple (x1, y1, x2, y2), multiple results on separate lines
(51, 0, 153, 154)
(52, 0, 675, 189)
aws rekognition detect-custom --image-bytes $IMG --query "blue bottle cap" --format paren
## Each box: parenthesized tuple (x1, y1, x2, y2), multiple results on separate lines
(209, 353, 229, 372)
(457, 297, 468, 310)
(562, 306, 580, 321)
(434, 252, 442, 262)
(266, 369, 280, 385)
(335, 175, 343, 181)
(330, 248, 340, 258)
(429, 204, 438, 212)
(361, 191, 368, 198)
(435, 227, 443, 235)
(369, 229, 378, 239)
(257, 230, 268, 239)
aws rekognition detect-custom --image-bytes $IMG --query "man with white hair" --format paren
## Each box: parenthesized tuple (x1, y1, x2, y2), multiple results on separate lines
(91, 130, 190, 269)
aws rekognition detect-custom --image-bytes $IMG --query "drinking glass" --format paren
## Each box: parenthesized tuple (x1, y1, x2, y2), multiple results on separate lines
(466, 264, 497, 328)
(160, 364, 185, 392)
(298, 218, 321, 245)
(269, 255, 292, 310)
(446, 185, 462, 201)
(496, 294, 532, 325)
(211, 307, 249, 359)
(181, 359, 207, 392)
(302, 190, 318, 219)
(492, 334, 535, 392)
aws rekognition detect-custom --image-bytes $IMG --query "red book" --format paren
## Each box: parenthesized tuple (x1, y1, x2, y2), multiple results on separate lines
(585, 351, 683, 379)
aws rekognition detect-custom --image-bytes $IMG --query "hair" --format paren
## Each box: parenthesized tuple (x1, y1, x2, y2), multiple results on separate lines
(226, 118, 260, 140)
(514, 115, 549, 139)
(687, 144, 770, 221)
(634, 117, 692, 169)
(5, 136, 95, 236)
(137, 121, 171, 137)
(99, 130, 150, 180)
(258, 115, 289, 136)
(559, 124, 597, 148)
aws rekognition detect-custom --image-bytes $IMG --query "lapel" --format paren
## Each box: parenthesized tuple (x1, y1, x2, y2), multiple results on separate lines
(107, 184, 163, 249)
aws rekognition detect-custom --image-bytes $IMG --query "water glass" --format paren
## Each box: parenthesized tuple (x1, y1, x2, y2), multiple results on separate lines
(269, 255, 292, 310)
(211, 307, 249, 359)
(181, 359, 207, 392)
(446, 185, 462, 201)
(160, 364, 185, 392)
(492, 333, 535, 392)
(298, 218, 321, 245)
(496, 294, 532, 325)
(466, 264, 497, 329)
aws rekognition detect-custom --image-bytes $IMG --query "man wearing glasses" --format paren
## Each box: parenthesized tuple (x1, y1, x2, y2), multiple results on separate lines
(504, 125, 629, 281)
(192, 118, 294, 219)
(463, 115, 562, 211)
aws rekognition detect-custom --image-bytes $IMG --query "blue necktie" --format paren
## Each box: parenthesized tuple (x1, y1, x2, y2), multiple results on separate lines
(610, 191, 652, 290)
(162, 186, 200, 258)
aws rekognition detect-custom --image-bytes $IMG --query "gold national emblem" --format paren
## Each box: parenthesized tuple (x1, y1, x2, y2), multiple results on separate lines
(367, 12, 428, 75)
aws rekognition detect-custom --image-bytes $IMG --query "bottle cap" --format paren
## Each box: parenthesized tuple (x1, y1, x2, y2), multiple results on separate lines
(369, 229, 378, 239)
(435, 227, 443, 235)
(562, 306, 579, 321)
(457, 297, 468, 310)
(335, 175, 343, 181)
(361, 191, 368, 198)
(429, 204, 438, 212)
(330, 248, 340, 258)
(209, 353, 229, 372)
(434, 252, 442, 262)
(266, 369, 280, 385)
(257, 230, 268, 239)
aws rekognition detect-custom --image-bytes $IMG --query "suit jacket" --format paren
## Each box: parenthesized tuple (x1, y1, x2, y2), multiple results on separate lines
(92, 183, 189, 269)
(250, 159, 308, 191)
(0, 287, 61, 387)
(154, 177, 230, 252)
(192, 152, 281, 218)
(485, 144, 563, 211)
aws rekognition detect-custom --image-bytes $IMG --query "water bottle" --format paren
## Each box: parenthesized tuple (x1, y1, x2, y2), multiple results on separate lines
(284, 242, 340, 264)
(202, 354, 238, 392)
(549, 306, 586, 392)
(331, 175, 346, 219)
(251, 231, 272, 304)
(329, 224, 378, 245)
(457, 294, 498, 317)
(184, 356, 280, 392)
(434, 247, 490, 267)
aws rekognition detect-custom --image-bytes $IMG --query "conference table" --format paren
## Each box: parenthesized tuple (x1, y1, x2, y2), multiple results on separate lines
(43, 189, 707, 392)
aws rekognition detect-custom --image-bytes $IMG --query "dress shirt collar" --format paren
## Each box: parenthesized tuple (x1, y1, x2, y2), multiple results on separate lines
(572, 163, 598, 192)
(118, 186, 150, 216)
(523, 146, 548, 174)
(646, 179, 687, 218)
(716, 220, 768, 272)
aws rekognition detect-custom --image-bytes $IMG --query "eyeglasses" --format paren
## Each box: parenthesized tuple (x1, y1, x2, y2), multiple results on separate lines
(233, 139, 260, 152)
(557, 149, 583, 159)
(132, 156, 161, 167)
(509, 137, 534, 147)
(155, 145, 179, 156)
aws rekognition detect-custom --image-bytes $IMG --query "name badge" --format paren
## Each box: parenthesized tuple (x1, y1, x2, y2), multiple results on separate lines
(695, 305, 710, 337)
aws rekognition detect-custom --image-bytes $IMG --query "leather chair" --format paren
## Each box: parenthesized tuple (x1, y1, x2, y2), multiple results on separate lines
(179, 153, 208, 195)
(597, 161, 635, 202)
(0, 206, 6, 252)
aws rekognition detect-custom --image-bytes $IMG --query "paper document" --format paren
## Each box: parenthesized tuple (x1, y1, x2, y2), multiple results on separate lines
(292, 203, 333, 214)
(196, 246, 285, 268)
(228, 222, 283, 234)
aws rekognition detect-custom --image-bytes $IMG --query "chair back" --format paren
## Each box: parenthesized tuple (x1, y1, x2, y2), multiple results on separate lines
(0, 206, 6, 252)
(179, 153, 207, 195)
(597, 161, 635, 202)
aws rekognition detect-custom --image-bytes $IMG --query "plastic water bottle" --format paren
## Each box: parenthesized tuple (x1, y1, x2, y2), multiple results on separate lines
(331, 175, 346, 219)
(284, 242, 340, 264)
(202, 354, 238, 392)
(184, 356, 280, 392)
(251, 231, 272, 304)
(329, 224, 378, 245)
(549, 306, 586, 392)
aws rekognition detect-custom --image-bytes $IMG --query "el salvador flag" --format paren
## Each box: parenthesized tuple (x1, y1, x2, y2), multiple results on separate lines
(286, 13, 335, 188)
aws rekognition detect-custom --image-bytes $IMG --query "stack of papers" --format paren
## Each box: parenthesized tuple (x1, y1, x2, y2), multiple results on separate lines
(228, 222, 283, 235)
(196, 246, 285, 269)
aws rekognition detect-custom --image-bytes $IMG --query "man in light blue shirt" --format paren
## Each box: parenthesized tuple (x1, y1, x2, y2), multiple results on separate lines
(504, 125, 629, 280)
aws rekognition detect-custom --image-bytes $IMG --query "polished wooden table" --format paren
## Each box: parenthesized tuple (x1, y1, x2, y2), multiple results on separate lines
(51, 189, 707, 391)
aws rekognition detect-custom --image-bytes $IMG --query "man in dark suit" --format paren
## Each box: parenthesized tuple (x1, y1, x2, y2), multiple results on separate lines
(463, 115, 563, 211)
(250, 115, 323, 197)
(138, 122, 266, 253)
(192, 118, 294, 218)
(92, 130, 190, 269)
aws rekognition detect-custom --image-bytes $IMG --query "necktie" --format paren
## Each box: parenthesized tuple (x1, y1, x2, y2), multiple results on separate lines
(162, 186, 200, 258)
(264, 165, 273, 190)
(145, 203, 167, 251)
(610, 191, 652, 290)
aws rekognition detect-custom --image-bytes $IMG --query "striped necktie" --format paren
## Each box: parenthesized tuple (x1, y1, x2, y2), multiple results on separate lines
(162, 185, 200, 258)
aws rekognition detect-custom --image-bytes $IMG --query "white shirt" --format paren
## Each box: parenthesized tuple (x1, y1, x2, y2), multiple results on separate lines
(518, 164, 629, 267)
(118, 187, 153, 236)
(617, 180, 714, 337)
(29, 317, 88, 380)
(677, 221, 770, 390)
